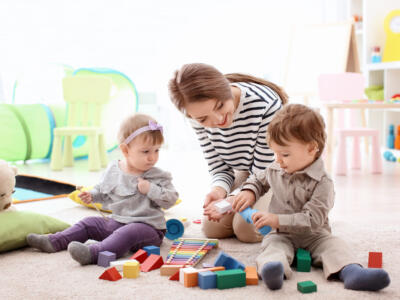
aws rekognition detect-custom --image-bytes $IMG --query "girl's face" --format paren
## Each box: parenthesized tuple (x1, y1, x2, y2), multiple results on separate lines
(184, 87, 240, 128)
(269, 139, 318, 174)
(121, 136, 161, 174)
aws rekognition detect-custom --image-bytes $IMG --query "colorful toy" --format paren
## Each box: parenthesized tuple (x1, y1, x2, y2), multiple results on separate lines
(130, 249, 148, 263)
(395, 125, 400, 150)
(382, 10, 400, 62)
(143, 245, 160, 256)
(215, 269, 246, 289)
(140, 254, 163, 272)
(368, 252, 383, 268)
(214, 251, 245, 270)
(99, 267, 122, 281)
(123, 260, 140, 278)
(198, 270, 217, 289)
(165, 219, 185, 240)
(160, 238, 219, 275)
(383, 151, 396, 162)
(387, 124, 395, 149)
(245, 266, 258, 285)
(182, 266, 225, 287)
(110, 259, 138, 271)
(97, 251, 116, 267)
(296, 248, 311, 272)
(0, 160, 17, 212)
(297, 280, 317, 293)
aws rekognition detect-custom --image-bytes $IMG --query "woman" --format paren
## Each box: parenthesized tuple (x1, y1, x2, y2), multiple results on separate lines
(169, 63, 288, 242)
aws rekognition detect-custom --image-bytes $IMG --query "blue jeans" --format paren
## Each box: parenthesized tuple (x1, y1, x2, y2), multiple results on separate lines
(49, 216, 165, 263)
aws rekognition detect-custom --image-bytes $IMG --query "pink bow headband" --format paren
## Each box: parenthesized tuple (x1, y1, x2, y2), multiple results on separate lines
(123, 120, 163, 145)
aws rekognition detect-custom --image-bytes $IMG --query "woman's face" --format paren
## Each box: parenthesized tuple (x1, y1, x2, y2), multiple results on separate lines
(185, 87, 240, 128)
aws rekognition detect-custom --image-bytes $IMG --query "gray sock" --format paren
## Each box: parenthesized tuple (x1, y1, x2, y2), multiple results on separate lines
(261, 261, 284, 290)
(26, 233, 56, 253)
(67, 241, 93, 265)
(339, 264, 390, 291)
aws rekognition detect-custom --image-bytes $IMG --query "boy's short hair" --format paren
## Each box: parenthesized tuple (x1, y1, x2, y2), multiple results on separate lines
(118, 113, 164, 145)
(267, 104, 326, 158)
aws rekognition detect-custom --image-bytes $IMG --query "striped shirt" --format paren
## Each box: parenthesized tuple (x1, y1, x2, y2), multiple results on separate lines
(190, 82, 283, 193)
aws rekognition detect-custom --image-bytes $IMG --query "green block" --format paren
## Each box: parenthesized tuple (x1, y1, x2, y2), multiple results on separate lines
(215, 269, 246, 289)
(297, 280, 317, 293)
(296, 248, 311, 272)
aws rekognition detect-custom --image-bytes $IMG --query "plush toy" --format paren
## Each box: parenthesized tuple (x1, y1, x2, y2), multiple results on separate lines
(0, 160, 18, 212)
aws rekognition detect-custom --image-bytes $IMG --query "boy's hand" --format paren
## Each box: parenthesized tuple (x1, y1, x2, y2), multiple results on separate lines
(138, 177, 150, 194)
(232, 190, 256, 212)
(203, 186, 227, 208)
(203, 196, 234, 222)
(78, 191, 93, 204)
(252, 212, 279, 229)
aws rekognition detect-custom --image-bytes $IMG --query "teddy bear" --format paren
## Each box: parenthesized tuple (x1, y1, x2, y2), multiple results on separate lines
(0, 159, 18, 212)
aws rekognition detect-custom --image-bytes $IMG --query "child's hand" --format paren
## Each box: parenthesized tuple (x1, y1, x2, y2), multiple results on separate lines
(137, 177, 150, 194)
(78, 191, 93, 204)
(203, 187, 227, 208)
(232, 190, 256, 212)
(203, 197, 233, 222)
(252, 212, 279, 229)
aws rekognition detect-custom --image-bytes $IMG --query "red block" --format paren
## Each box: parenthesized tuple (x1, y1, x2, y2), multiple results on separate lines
(99, 267, 122, 281)
(140, 254, 164, 272)
(169, 270, 180, 281)
(130, 249, 148, 263)
(368, 252, 382, 268)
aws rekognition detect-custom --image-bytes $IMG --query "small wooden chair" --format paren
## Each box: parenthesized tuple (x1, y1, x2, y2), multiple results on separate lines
(50, 76, 112, 171)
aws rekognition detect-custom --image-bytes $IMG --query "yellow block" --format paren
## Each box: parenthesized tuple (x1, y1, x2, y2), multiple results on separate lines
(123, 261, 140, 278)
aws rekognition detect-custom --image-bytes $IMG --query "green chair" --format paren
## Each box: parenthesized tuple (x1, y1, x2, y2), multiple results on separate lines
(50, 76, 112, 171)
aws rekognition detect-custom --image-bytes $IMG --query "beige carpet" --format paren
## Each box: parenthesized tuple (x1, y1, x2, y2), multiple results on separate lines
(0, 199, 398, 300)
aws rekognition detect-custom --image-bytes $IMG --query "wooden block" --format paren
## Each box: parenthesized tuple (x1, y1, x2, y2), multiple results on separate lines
(130, 249, 148, 263)
(169, 270, 180, 281)
(99, 267, 122, 281)
(179, 267, 197, 285)
(140, 254, 164, 272)
(123, 261, 140, 278)
(245, 266, 258, 285)
(198, 271, 217, 289)
(143, 245, 160, 256)
(215, 269, 246, 289)
(160, 264, 185, 276)
(296, 248, 311, 272)
(297, 280, 317, 293)
(368, 252, 383, 268)
(97, 251, 116, 268)
(214, 251, 245, 270)
(184, 266, 225, 287)
(110, 259, 138, 272)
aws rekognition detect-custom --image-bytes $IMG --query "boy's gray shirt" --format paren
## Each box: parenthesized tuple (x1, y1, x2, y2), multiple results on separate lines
(90, 160, 179, 230)
(241, 157, 335, 235)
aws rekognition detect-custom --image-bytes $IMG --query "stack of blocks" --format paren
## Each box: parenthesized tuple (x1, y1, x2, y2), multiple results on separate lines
(295, 248, 317, 293)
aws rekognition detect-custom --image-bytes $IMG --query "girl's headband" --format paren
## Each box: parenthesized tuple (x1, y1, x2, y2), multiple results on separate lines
(123, 120, 163, 145)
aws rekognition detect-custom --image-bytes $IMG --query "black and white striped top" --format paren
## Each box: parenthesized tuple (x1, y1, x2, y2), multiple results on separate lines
(190, 82, 283, 193)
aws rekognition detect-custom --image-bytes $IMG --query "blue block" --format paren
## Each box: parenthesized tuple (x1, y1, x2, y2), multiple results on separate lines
(143, 245, 160, 256)
(239, 207, 271, 235)
(97, 251, 116, 267)
(198, 271, 217, 289)
(214, 251, 245, 270)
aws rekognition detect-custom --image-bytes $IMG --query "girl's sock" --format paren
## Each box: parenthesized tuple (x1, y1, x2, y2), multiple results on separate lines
(339, 263, 390, 291)
(67, 241, 92, 265)
(260, 261, 284, 290)
(26, 233, 56, 253)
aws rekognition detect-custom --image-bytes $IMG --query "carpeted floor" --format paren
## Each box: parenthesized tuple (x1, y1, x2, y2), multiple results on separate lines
(0, 198, 398, 300)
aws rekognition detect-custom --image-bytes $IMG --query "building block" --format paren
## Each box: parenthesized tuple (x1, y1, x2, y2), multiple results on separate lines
(245, 266, 258, 285)
(215, 269, 246, 289)
(297, 280, 317, 293)
(130, 249, 148, 263)
(97, 251, 116, 267)
(198, 271, 217, 289)
(99, 267, 122, 281)
(214, 251, 245, 270)
(179, 267, 197, 285)
(160, 265, 183, 276)
(140, 254, 164, 272)
(202, 262, 214, 268)
(183, 266, 225, 287)
(296, 248, 311, 272)
(215, 200, 232, 214)
(123, 260, 140, 278)
(143, 245, 160, 256)
(169, 270, 180, 281)
(110, 259, 138, 272)
(368, 252, 383, 268)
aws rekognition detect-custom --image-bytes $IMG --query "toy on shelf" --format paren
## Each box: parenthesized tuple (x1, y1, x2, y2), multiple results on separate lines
(371, 46, 382, 63)
(383, 151, 397, 162)
(387, 124, 395, 149)
(395, 125, 400, 150)
(382, 9, 400, 62)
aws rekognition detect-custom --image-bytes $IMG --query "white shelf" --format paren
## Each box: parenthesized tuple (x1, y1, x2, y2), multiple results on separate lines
(365, 61, 400, 71)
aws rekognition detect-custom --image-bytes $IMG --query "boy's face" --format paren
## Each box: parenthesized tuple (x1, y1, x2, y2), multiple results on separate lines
(269, 139, 318, 174)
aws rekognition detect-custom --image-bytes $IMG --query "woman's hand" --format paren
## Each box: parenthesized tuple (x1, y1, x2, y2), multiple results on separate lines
(78, 191, 93, 204)
(232, 190, 256, 212)
(138, 177, 150, 194)
(252, 212, 279, 229)
(203, 186, 227, 208)
(203, 196, 234, 222)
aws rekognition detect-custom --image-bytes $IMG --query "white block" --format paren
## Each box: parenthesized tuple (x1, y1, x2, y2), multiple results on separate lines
(110, 259, 139, 271)
(179, 267, 197, 285)
(215, 199, 232, 214)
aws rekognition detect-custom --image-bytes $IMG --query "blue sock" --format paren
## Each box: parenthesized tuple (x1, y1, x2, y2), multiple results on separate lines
(260, 261, 284, 290)
(339, 264, 390, 291)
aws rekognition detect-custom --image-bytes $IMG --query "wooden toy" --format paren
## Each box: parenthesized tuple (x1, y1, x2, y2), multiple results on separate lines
(140, 254, 164, 272)
(143, 245, 160, 256)
(245, 266, 258, 285)
(169, 270, 180, 281)
(130, 249, 148, 263)
(179, 267, 197, 285)
(368, 252, 383, 268)
(202, 263, 214, 268)
(215, 269, 246, 289)
(198, 271, 217, 289)
(97, 251, 116, 268)
(395, 125, 400, 150)
(123, 260, 140, 278)
(160, 265, 183, 276)
(296, 248, 311, 272)
(297, 280, 317, 293)
(214, 251, 245, 270)
(387, 124, 395, 149)
(110, 259, 138, 272)
(99, 267, 122, 281)
(183, 266, 225, 287)
(160, 238, 218, 275)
